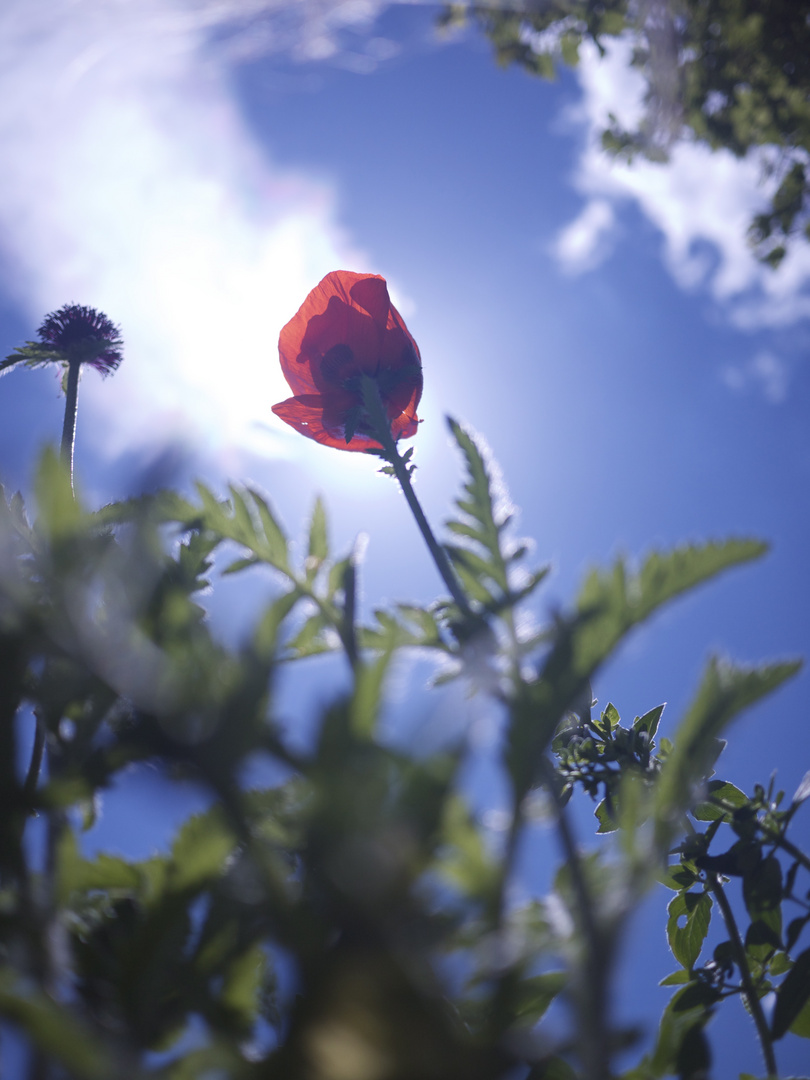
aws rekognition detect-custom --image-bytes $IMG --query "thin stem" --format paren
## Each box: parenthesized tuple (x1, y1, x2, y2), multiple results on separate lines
(761, 828, 810, 876)
(708, 873, 777, 1077)
(540, 757, 611, 1080)
(708, 796, 810, 875)
(60, 360, 80, 491)
(23, 715, 46, 805)
(361, 377, 472, 618)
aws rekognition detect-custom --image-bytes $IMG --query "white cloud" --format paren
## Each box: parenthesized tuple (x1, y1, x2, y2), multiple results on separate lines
(552, 198, 616, 273)
(0, 0, 399, 469)
(553, 37, 810, 329)
(721, 351, 790, 404)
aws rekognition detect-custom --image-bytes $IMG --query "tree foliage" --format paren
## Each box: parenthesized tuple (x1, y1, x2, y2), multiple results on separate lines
(442, 0, 810, 267)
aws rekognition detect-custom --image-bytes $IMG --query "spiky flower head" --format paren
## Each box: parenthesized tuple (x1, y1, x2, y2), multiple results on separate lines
(1, 303, 124, 380)
(37, 304, 123, 375)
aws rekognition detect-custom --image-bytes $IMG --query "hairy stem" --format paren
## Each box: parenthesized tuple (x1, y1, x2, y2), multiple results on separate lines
(60, 360, 80, 492)
(361, 377, 472, 618)
(708, 873, 777, 1077)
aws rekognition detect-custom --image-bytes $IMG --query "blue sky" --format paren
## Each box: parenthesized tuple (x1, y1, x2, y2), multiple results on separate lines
(1, 1, 809, 1074)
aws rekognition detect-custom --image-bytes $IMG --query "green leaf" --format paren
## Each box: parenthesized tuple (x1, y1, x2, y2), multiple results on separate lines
(650, 982, 719, 1075)
(634, 703, 665, 741)
(248, 488, 291, 572)
(577, 541, 768, 676)
(56, 829, 141, 905)
(286, 610, 337, 659)
(221, 555, 259, 575)
(659, 970, 690, 986)
(675, 1023, 711, 1079)
(772, 948, 810, 1039)
(770, 952, 793, 976)
(656, 657, 801, 840)
(445, 417, 540, 615)
(658, 864, 699, 891)
(743, 855, 783, 959)
(307, 496, 328, 567)
(507, 541, 770, 803)
(253, 589, 301, 660)
(168, 808, 235, 893)
(511, 971, 567, 1026)
(220, 943, 266, 1031)
(34, 446, 81, 540)
(350, 630, 398, 738)
(667, 891, 712, 971)
(594, 798, 618, 834)
(439, 794, 499, 901)
(693, 780, 749, 821)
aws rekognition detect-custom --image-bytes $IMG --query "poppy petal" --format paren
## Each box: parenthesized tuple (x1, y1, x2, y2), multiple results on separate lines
(272, 394, 387, 453)
(348, 275, 390, 329)
(274, 270, 422, 453)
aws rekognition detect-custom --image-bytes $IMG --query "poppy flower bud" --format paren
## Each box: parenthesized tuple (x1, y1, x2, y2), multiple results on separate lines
(272, 270, 422, 452)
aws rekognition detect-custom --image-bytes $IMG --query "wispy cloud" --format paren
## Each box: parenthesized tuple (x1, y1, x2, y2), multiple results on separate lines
(553, 37, 810, 329)
(0, 0, 399, 467)
(721, 351, 790, 404)
(552, 198, 616, 273)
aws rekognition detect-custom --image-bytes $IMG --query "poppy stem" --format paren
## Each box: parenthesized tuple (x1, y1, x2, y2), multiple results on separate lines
(360, 377, 473, 619)
(60, 359, 81, 493)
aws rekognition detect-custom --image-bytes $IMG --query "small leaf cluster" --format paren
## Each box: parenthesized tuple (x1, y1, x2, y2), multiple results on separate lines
(446, 0, 810, 266)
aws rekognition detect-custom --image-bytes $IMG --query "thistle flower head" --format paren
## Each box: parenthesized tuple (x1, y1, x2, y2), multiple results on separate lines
(37, 304, 123, 375)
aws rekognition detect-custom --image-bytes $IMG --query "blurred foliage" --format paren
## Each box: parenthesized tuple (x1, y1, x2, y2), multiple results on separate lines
(441, 0, 810, 267)
(0, 422, 807, 1079)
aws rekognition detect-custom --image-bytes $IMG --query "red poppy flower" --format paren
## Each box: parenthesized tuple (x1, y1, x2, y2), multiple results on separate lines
(272, 270, 422, 452)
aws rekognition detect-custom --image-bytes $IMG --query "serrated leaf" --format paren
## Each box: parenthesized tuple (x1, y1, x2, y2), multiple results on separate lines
(507, 542, 770, 804)
(656, 658, 801, 839)
(222, 556, 260, 575)
(445, 417, 527, 606)
(248, 488, 290, 571)
(286, 610, 337, 659)
(228, 484, 261, 549)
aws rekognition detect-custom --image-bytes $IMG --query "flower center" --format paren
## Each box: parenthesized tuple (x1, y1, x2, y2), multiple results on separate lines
(320, 343, 356, 386)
